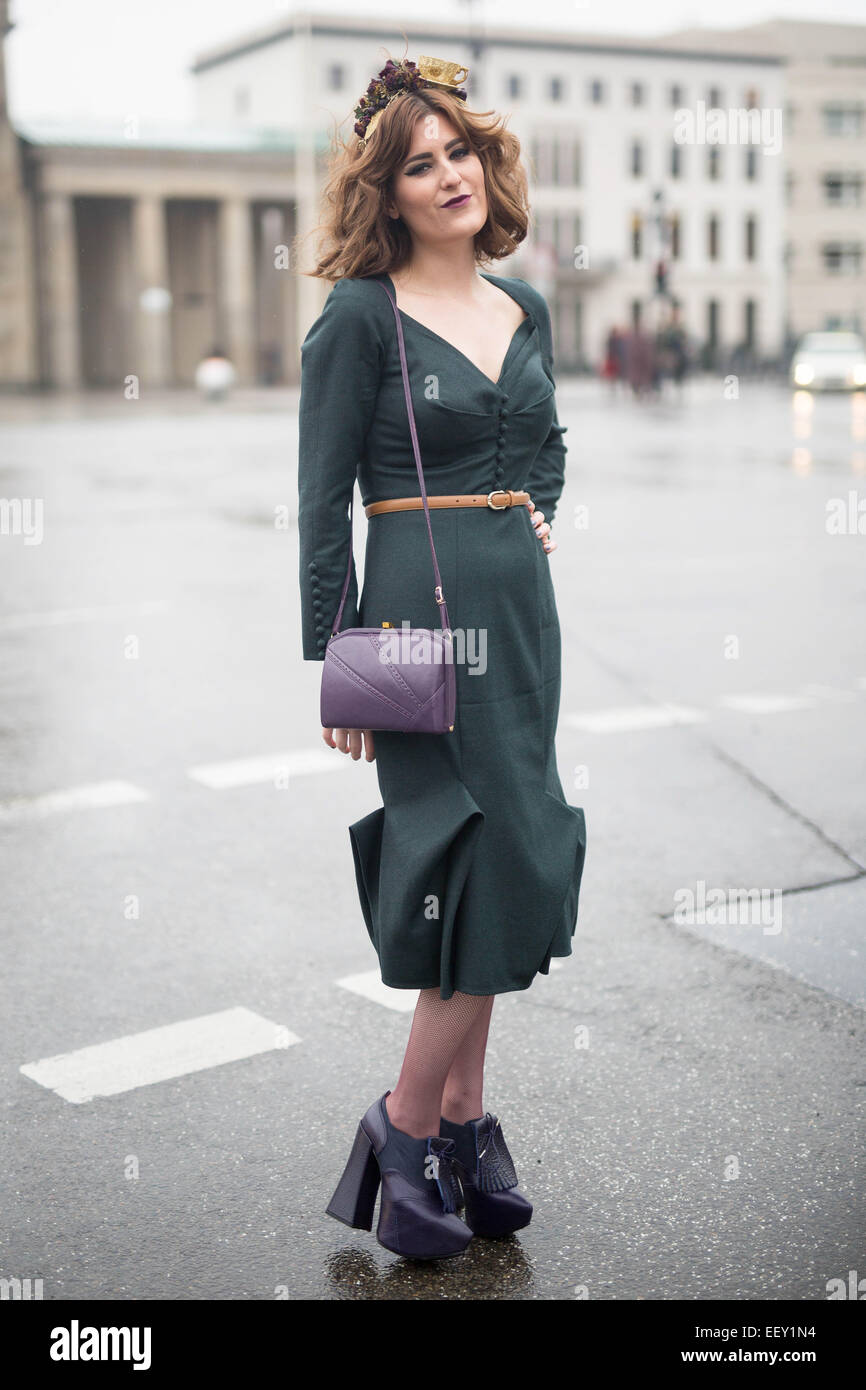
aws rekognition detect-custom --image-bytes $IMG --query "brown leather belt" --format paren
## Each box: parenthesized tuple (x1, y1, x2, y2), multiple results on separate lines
(365, 489, 531, 518)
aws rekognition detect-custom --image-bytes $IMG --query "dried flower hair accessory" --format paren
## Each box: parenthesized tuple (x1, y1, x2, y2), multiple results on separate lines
(354, 55, 469, 149)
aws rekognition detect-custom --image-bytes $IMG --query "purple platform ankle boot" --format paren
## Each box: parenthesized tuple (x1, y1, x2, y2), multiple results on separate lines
(439, 1112, 533, 1237)
(326, 1091, 473, 1260)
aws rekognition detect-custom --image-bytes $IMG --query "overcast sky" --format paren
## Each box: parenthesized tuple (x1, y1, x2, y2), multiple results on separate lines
(6, 0, 866, 123)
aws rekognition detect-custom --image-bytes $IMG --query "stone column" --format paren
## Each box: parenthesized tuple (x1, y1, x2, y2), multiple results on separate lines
(39, 192, 81, 389)
(131, 194, 171, 388)
(218, 196, 255, 383)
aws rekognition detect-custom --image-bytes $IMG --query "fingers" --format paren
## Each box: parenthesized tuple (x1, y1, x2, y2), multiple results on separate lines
(322, 727, 376, 761)
(529, 507, 556, 556)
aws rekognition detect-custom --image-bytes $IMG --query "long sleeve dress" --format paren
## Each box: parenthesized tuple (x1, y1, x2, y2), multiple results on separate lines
(297, 270, 586, 999)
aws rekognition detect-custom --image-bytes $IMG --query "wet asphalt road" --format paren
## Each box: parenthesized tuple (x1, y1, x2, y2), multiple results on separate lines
(0, 375, 864, 1300)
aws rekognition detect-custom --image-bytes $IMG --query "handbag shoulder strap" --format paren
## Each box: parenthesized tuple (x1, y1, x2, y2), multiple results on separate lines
(331, 278, 452, 637)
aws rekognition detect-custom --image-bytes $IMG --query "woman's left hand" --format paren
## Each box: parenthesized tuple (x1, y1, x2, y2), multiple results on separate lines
(526, 499, 557, 555)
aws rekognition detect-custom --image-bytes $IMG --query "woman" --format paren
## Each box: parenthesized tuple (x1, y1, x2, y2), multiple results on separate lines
(296, 56, 587, 1261)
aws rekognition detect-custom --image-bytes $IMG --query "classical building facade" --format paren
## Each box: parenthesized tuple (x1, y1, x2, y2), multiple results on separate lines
(192, 10, 787, 369)
(12, 6, 855, 388)
(0, 0, 304, 390)
(655, 19, 866, 342)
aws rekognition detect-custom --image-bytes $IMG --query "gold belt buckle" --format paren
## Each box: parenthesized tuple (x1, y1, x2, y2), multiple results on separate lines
(487, 490, 511, 509)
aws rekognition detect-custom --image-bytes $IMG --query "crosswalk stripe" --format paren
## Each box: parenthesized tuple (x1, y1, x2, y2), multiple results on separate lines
(564, 704, 706, 733)
(187, 749, 351, 788)
(718, 694, 817, 714)
(336, 959, 564, 1013)
(0, 779, 149, 821)
(337, 970, 419, 1012)
(19, 1006, 300, 1104)
(799, 684, 859, 703)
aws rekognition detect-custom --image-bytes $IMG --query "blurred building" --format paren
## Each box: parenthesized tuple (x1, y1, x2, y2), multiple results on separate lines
(0, 0, 302, 390)
(655, 20, 866, 346)
(192, 10, 786, 371)
(12, 6, 856, 387)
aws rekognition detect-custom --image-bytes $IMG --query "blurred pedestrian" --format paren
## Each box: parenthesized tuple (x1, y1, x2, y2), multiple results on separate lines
(602, 325, 626, 392)
(194, 345, 237, 400)
(625, 324, 654, 399)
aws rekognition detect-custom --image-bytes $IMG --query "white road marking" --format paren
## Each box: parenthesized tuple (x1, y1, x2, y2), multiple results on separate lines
(19, 1006, 299, 1104)
(564, 704, 706, 733)
(337, 960, 562, 1011)
(337, 970, 419, 1012)
(0, 779, 149, 822)
(187, 749, 351, 788)
(0, 600, 170, 630)
(718, 694, 817, 714)
(799, 683, 859, 703)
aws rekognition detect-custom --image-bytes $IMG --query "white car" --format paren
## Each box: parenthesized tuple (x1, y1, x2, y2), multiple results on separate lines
(790, 331, 866, 391)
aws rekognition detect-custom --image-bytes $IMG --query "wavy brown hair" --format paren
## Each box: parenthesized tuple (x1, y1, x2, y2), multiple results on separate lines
(297, 84, 529, 281)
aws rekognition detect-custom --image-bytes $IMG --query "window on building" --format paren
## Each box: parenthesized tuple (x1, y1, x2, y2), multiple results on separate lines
(570, 214, 583, 268)
(745, 215, 758, 261)
(631, 213, 643, 259)
(327, 64, 345, 90)
(745, 148, 758, 181)
(631, 299, 642, 329)
(528, 136, 540, 181)
(744, 87, 759, 109)
(822, 242, 862, 274)
(671, 144, 682, 178)
(786, 170, 795, 204)
(708, 215, 720, 261)
(823, 103, 863, 135)
(552, 138, 580, 185)
(536, 212, 554, 256)
(671, 212, 681, 259)
(707, 86, 722, 109)
(631, 140, 644, 177)
(589, 79, 604, 104)
(707, 299, 720, 347)
(630, 82, 644, 106)
(823, 172, 863, 205)
(507, 74, 522, 99)
(549, 76, 565, 102)
(535, 137, 554, 183)
(744, 299, 757, 349)
(708, 147, 721, 180)
(670, 83, 684, 107)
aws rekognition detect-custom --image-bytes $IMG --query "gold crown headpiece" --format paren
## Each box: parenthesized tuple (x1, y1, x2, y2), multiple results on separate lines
(354, 56, 470, 150)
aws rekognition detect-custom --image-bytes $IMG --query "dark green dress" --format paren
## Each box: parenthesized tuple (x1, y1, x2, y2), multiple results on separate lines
(298, 270, 586, 999)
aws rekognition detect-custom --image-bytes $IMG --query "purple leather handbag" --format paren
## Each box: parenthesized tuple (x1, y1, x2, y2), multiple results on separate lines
(319, 280, 457, 734)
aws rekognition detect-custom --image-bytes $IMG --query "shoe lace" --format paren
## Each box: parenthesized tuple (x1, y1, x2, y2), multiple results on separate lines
(426, 1135, 462, 1214)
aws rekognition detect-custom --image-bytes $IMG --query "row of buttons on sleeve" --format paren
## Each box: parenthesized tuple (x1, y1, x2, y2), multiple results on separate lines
(308, 559, 328, 656)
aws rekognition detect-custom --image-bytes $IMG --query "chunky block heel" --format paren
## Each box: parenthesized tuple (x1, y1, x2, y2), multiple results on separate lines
(325, 1122, 380, 1230)
(326, 1093, 473, 1259)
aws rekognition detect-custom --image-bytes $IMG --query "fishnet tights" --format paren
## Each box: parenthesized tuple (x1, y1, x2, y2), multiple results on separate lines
(385, 989, 496, 1139)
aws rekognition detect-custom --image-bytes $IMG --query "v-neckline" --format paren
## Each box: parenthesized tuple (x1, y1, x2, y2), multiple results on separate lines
(382, 272, 533, 388)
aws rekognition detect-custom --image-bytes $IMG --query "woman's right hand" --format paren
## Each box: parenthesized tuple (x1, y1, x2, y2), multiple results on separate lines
(322, 727, 376, 762)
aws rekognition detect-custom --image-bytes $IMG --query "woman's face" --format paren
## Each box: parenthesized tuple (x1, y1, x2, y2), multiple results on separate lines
(387, 112, 488, 249)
